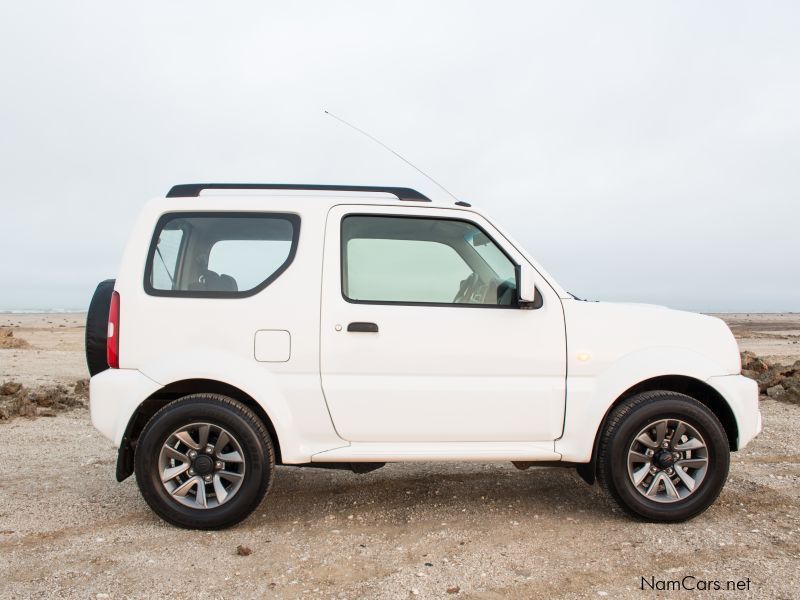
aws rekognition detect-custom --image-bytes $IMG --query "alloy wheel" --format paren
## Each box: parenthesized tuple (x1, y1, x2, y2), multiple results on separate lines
(627, 418, 709, 503)
(158, 422, 246, 509)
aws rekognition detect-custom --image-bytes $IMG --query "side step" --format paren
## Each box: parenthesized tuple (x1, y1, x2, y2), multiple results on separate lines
(311, 441, 561, 463)
(285, 462, 386, 475)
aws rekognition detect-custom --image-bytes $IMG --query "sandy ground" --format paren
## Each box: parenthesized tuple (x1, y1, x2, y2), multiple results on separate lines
(0, 313, 87, 386)
(716, 313, 800, 364)
(0, 313, 798, 599)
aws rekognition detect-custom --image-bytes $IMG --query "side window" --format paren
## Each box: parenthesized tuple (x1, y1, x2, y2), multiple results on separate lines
(152, 227, 184, 290)
(208, 239, 293, 292)
(146, 213, 299, 297)
(342, 215, 518, 306)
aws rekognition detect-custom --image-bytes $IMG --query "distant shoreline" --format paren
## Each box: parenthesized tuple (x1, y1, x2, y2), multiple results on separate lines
(0, 309, 87, 315)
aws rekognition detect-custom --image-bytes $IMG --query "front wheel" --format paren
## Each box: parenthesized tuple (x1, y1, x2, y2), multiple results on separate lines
(135, 394, 274, 529)
(597, 391, 730, 522)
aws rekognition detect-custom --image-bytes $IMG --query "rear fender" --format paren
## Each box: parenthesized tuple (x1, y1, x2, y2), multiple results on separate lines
(138, 349, 342, 463)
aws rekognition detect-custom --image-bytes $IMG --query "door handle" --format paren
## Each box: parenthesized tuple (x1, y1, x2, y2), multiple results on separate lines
(347, 322, 379, 333)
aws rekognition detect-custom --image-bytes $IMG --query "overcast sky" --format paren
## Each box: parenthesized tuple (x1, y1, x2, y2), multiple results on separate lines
(1, 1, 798, 312)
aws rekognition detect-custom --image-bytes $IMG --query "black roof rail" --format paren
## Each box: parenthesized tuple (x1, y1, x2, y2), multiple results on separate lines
(166, 183, 432, 202)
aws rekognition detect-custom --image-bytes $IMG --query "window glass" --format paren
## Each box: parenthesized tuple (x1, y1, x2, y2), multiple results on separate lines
(346, 238, 471, 303)
(152, 228, 184, 290)
(208, 240, 292, 291)
(146, 213, 298, 296)
(342, 216, 517, 306)
(465, 229, 516, 283)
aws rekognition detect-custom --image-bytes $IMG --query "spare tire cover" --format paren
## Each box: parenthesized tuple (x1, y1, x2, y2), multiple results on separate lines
(85, 279, 116, 376)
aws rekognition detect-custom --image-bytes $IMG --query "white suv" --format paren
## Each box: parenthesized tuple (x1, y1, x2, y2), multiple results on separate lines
(86, 183, 761, 529)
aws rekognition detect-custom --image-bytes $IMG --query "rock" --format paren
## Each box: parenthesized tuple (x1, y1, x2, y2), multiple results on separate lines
(780, 379, 800, 405)
(0, 329, 29, 349)
(447, 586, 461, 594)
(0, 380, 87, 421)
(16, 402, 37, 418)
(766, 385, 785, 399)
(236, 545, 252, 556)
(0, 381, 22, 396)
(757, 368, 785, 393)
(29, 388, 60, 407)
(739, 351, 800, 400)
(741, 351, 770, 373)
(74, 379, 89, 398)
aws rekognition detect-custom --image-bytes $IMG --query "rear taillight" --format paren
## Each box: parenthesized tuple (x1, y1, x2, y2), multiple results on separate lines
(107, 291, 120, 369)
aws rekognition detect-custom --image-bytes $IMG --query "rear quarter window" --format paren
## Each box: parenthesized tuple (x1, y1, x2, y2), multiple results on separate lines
(144, 212, 300, 298)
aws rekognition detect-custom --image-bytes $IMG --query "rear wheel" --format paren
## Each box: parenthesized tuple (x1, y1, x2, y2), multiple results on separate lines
(597, 391, 730, 522)
(135, 394, 274, 529)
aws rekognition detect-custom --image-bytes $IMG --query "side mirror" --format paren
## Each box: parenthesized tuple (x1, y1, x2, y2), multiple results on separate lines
(518, 264, 543, 309)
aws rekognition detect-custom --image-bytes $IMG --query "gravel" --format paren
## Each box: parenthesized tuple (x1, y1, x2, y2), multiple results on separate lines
(1, 399, 798, 599)
(2, 312, 798, 598)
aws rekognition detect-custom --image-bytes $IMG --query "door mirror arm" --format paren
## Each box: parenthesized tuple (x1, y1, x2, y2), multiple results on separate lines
(517, 264, 543, 309)
(519, 286, 543, 310)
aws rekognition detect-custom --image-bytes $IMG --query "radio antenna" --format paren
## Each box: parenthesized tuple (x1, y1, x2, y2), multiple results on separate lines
(324, 109, 460, 203)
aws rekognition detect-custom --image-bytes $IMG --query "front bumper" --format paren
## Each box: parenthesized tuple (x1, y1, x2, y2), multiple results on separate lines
(707, 374, 762, 450)
(90, 368, 161, 447)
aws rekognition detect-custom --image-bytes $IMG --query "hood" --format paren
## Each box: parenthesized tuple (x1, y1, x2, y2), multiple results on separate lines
(562, 300, 741, 376)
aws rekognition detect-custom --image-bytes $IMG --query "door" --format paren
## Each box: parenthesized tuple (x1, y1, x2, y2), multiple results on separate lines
(320, 205, 566, 443)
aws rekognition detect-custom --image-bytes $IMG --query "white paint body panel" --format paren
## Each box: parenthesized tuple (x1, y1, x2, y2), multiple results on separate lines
(319, 205, 567, 443)
(89, 190, 761, 466)
(90, 368, 161, 445)
(104, 195, 347, 462)
(312, 441, 560, 462)
(254, 330, 291, 362)
(556, 300, 755, 461)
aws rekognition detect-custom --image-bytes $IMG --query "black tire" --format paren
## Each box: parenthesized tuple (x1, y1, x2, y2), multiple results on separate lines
(597, 391, 730, 522)
(135, 394, 274, 529)
(85, 279, 116, 376)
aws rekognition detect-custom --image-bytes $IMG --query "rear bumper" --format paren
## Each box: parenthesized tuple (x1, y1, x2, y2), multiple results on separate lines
(707, 374, 762, 450)
(90, 369, 161, 447)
